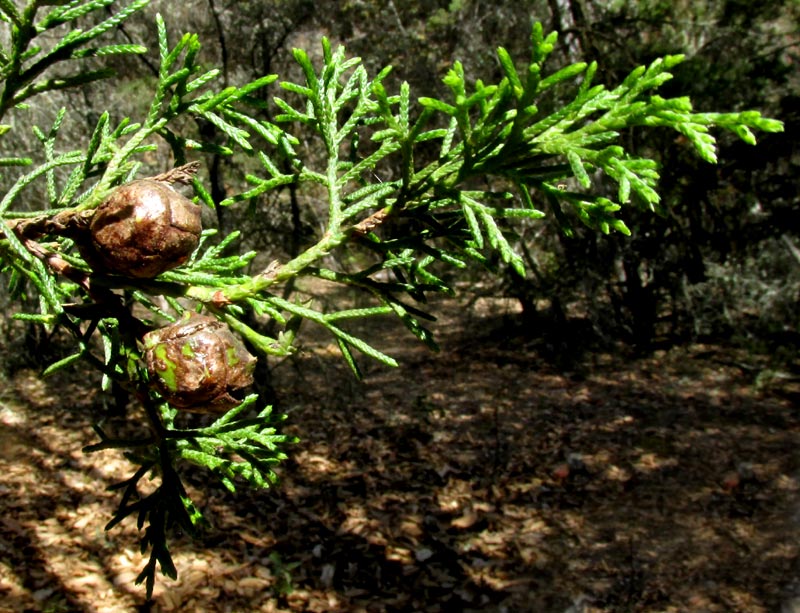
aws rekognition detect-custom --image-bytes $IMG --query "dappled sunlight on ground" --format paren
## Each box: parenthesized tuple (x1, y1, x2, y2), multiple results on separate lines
(1, 300, 799, 611)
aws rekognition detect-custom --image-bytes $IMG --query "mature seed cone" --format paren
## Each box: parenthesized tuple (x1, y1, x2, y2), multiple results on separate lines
(143, 315, 256, 413)
(83, 179, 202, 278)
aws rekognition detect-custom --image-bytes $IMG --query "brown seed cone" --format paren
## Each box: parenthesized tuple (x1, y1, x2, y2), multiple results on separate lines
(144, 315, 257, 413)
(83, 179, 202, 278)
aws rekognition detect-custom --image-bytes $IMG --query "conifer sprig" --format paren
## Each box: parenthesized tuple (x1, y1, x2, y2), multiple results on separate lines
(0, 0, 149, 118)
(201, 24, 782, 353)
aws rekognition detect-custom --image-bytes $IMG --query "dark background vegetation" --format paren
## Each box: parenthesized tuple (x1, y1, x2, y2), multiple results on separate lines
(2, 0, 798, 365)
(0, 1, 798, 611)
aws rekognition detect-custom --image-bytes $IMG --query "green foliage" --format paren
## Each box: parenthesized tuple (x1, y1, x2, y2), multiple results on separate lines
(0, 2, 783, 598)
(512, 0, 798, 349)
(0, 0, 149, 116)
(86, 395, 294, 594)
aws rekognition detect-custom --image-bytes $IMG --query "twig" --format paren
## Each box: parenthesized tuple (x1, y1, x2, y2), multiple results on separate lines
(781, 234, 800, 266)
(151, 161, 202, 185)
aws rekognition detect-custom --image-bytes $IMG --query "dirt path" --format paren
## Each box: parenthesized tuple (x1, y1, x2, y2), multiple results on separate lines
(1, 302, 798, 612)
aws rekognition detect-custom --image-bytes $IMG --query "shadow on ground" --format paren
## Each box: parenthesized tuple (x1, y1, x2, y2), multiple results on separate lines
(1, 302, 799, 612)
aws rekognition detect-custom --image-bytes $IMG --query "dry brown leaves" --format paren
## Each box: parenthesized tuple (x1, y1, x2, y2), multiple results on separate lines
(1, 296, 799, 612)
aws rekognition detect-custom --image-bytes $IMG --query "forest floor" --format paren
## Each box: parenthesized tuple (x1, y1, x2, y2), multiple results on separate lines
(1, 292, 799, 613)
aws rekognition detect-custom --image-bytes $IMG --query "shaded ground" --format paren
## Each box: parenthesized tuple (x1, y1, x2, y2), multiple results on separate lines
(1, 296, 799, 612)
